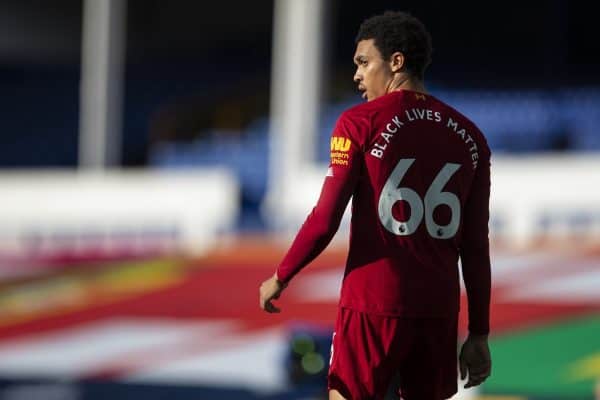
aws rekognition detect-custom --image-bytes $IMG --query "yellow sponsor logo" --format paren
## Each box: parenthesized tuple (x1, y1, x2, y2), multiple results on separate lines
(415, 93, 427, 101)
(330, 137, 351, 152)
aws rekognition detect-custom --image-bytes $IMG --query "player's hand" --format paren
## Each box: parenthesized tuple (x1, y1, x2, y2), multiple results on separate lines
(459, 334, 492, 388)
(259, 274, 286, 313)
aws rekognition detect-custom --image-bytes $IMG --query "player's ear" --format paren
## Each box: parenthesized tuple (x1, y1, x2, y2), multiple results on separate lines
(390, 52, 405, 73)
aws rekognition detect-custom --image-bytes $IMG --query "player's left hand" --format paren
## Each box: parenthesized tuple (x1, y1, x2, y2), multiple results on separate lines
(259, 274, 287, 313)
(459, 334, 492, 388)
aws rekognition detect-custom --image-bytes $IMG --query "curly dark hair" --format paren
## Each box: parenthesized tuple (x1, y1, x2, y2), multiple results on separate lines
(355, 11, 432, 81)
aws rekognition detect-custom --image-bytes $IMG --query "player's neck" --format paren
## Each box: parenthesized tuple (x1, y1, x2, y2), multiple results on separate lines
(388, 74, 427, 95)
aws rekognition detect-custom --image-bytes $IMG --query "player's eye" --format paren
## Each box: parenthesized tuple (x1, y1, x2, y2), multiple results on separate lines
(354, 58, 367, 67)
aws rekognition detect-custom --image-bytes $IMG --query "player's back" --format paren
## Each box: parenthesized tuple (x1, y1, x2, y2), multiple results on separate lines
(337, 90, 490, 318)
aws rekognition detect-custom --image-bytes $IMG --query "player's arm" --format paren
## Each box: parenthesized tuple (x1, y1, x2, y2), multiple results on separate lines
(259, 113, 363, 313)
(458, 145, 492, 388)
(277, 165, 359, 280)
(259, 169, 358, 313)
(459, 149, 491, 336)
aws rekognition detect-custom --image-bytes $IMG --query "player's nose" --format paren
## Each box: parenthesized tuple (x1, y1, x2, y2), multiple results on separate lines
(353, 69, 361, 83)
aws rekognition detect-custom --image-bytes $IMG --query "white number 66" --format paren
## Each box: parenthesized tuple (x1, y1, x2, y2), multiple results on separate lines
(378, 158, 461, 239)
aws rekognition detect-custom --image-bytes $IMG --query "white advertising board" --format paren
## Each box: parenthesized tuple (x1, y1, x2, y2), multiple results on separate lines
(0, 169, 238, 264)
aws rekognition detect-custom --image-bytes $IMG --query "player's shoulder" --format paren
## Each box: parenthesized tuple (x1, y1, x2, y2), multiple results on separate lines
(341, 90, 436, 121)
(429, 93, 491, 155)
(336, 94, 396, 134)
(333, 99, 377, 142)
(341, 92, 398, 119)
(339, 100, 374, 122)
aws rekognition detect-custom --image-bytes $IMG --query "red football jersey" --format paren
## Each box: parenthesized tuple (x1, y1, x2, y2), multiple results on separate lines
(277, 90, 491, 334)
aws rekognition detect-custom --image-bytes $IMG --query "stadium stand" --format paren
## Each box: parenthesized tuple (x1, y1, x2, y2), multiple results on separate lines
(149, 87, 600, 230)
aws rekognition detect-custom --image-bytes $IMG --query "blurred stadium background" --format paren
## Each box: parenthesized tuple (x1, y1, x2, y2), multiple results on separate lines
(0, 0, 599, 399)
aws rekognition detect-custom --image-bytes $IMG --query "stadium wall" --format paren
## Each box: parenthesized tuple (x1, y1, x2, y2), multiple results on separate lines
(0, 169, 238, 267)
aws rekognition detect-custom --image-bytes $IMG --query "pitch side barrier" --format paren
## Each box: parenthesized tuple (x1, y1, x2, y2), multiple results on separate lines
(264, 154, 600, 247)
(0, 169, 238, 271)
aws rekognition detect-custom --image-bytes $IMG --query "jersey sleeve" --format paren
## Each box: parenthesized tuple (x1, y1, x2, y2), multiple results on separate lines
(460, 143, 492, 335)
(276, 112, 364, 284)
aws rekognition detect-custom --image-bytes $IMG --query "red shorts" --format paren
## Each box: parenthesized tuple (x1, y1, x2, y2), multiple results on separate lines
(327, 307, 458, 400)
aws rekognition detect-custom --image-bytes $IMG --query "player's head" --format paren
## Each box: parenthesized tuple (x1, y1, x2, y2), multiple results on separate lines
(353, 11, 432, 101)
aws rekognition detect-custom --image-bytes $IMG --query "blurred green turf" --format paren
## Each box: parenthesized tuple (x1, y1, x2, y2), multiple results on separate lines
(482, 313, 600, 399)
